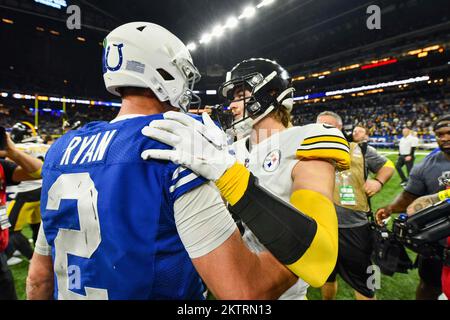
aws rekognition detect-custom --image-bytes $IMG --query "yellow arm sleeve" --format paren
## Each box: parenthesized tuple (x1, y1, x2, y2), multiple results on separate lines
(216, 163, 339, 287)
(28, 167, 42, 179)
(383, 159, 395, 169)
(438, 189, 450, 201)
(215, 162, 250, 206)
(287, 189, 338, 287)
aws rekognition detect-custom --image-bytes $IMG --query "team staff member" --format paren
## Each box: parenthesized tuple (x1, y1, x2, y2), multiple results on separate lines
(396, 127, 419, 186)
(377, 114, 450, 300)
(0, 131, 44, 300)
(405, 188, 450, 300)
(316, 114, 394, 300)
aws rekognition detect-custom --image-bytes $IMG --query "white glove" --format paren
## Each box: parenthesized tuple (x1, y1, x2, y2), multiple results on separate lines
(141, 111, 236, 181)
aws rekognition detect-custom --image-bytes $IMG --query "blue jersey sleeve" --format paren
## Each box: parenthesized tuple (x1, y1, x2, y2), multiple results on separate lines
(168, 166, 207, 202)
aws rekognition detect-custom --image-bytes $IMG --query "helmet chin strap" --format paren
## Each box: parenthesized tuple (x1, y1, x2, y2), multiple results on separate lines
(248, 87, 295, 128)
(278, 88, 295, 112)
(228, 77, 295, 139)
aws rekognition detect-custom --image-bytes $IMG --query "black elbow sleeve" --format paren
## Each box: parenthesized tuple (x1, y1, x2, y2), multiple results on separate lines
(228, 174, 317, 264)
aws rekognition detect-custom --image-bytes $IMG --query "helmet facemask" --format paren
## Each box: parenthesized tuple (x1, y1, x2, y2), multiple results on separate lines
(217, 71, 294, 138)
(172, 57, 202, 113)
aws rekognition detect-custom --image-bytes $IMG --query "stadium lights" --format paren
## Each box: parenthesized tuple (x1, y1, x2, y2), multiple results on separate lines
(187, 43, 197, 51)
(423, 45, 440, 52)
(199, 33, 212, 44)
(2, 18, 14, 24)
(225, 17, 239, 29)
(212, 25, 225, 38)
(188, 2, 273, 51)
(77, 37, 86, 42)
(361, 58, 397, 70)
(325, 76, 429, 96)
(293, 43, 441, 83)
(36, 27, 45, 32)
(206, 90, 217, 95)
(294, 76, 430, 101)
(239, 6, 256, 19)
(50, 30, 60, 36)
(34, 0, 68, 10)
(6, 92, 121, 107)
(257, 0, 275, 8)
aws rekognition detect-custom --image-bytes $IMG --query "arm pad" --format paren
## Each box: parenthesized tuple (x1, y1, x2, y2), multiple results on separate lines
(217, 163, 338, 287)
(228, 174, 318, 265)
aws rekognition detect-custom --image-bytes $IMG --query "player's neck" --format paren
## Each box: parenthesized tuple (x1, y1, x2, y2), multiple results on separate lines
(116, 95, 173, 118)
(250, 116, 285, 145)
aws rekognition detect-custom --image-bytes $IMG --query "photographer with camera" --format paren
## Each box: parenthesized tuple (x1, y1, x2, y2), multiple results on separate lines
(0, 127, 44, 300)
(376, 114, 450, 300)
(405, 189, 450, 300)
(316, 113, 395, 300)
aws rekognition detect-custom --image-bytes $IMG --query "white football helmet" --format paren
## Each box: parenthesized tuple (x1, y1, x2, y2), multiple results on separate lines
(103, 22, 201, 112)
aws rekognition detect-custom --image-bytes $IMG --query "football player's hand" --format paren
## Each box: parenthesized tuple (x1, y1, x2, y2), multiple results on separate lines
(141, 111, 236, 181)
(375, 206, 392, 225)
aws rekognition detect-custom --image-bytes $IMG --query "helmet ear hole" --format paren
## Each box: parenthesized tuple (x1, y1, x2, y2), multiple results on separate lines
(157, 69, 175, 81)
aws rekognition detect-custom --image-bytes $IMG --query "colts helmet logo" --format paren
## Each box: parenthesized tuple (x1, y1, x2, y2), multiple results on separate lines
(263, 150, 281, 172)
(103, 42, 124, 73)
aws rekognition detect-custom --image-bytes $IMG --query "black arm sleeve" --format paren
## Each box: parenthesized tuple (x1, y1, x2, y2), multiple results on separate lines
(228, 174, 317, 264)
(0, 159, 18, 185)
(410, 147, 416, 157)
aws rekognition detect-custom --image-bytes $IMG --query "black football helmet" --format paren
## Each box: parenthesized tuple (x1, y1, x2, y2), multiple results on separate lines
(215, 58, 294, 136)
(10, 122, 36, 143)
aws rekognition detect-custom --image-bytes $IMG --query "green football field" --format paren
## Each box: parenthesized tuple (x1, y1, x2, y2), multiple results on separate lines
(9, 151, 428, 300)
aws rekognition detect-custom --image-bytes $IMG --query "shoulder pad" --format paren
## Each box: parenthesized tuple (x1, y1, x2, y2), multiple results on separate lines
(296, 123, 351, 171)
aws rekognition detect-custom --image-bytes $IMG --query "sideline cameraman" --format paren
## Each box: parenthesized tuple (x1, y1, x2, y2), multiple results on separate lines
(406, 189, 450, 300)
(376, 114, 450, 300)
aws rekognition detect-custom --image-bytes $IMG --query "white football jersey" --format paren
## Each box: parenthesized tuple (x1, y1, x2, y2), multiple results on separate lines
(231, 123, 349, 300)
(7, 142, 50, 194)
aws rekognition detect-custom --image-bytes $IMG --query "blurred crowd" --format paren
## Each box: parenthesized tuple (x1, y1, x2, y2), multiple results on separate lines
(292, 97, 449, 140)
(0, 103, 118, 136)
(1, 96, 448, 140)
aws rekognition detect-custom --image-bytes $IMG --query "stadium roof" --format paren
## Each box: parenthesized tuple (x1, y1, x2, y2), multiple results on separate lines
(0, 0, 449, 99)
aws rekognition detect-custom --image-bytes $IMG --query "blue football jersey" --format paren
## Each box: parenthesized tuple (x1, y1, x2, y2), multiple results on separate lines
(40, 114, 207, 300)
